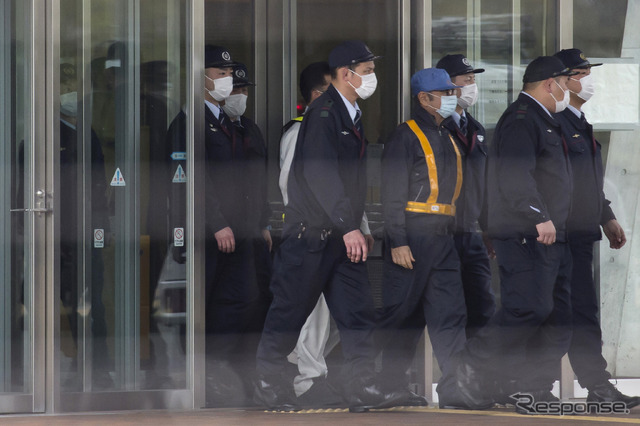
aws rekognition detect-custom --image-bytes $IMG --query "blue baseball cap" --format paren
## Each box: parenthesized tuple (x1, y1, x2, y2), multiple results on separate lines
(411, 68, 462, 96)
(328, 40, 381, 68)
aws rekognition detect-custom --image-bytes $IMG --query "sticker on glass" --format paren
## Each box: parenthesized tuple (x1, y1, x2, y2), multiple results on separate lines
(174, 227, 184, 247)
(172, 164, 186, 183)
(110, 168, 126, 186)
(94, 229, 105, 248)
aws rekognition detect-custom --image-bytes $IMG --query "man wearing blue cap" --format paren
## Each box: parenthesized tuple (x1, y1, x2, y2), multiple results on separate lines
(436, 54, 496, 339)
(455, 56, 577, 412)
(255, 40, 393, 412)
(553, 48, 638, 409)
(167, 46, 268, 406)
(379, 67, 468, 408)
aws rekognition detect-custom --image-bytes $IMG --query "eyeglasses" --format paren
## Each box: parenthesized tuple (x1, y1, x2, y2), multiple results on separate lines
(431, 89, 456, 96)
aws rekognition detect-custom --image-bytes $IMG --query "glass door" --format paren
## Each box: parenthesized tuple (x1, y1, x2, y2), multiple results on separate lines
(55, 0, 194, 411)
(0, 0, 46, 414)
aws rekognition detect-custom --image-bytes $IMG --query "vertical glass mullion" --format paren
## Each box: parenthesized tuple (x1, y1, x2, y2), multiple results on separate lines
(79, 0, 93, 392)
(113, 0, 141, 390)
(187, 0, 205, 408)
(0, 0, 13, 393)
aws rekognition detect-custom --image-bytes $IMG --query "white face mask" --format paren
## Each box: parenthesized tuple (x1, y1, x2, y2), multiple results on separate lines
(221, 93, 247, 119)
(428, 93, 458, 119)
(571, 73, 595, 101)
(348, 69, 377, 100)
(60, 91, 78, 117)
(205, 75, 233, 101)
(457, 83, 478, 109)
(551, 80, 570, 113)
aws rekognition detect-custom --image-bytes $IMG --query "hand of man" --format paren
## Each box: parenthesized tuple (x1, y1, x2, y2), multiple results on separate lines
(391, 245, 415, 270)
(536, 220, 556, 245)
(343, 229, 368, 263)
(215, 226, 235, 253)
(262, 228, 273, 252)
(603, 219, 626, 249)
(364, 233, 375, 253)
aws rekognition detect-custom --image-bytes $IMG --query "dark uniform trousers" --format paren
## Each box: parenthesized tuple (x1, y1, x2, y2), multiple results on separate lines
(256, 229, 377, 384)
(454, 232, 495, 337)
(464, 238, 573, 392)
(555, 108, 614, 391)
(568, 238, 610, 389)
(447, 113, 496, 338)
(379, 224, 467, 399)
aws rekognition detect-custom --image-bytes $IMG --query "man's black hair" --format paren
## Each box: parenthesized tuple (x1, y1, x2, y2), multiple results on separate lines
(300, 61, 331, 104)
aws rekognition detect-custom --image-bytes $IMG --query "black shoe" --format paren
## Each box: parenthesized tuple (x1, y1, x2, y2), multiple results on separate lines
(345, 381, 385, 413)
(253, 375, 300, 412)
(377, 389, 428, 409)
(587, 382, 640, 409)
(454, 359, 494, 410)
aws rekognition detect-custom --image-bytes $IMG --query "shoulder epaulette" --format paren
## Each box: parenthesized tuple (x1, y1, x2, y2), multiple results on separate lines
(320, 99, 334, 118)
(516, 103, 528, 119)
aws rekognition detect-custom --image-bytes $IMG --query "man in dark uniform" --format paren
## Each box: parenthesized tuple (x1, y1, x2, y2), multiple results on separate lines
(166, 46, 270, 406)
(254, 40, 390, 412)
(553, 48, 639, 409)
(379, 67, 468, 409)
(456, 56, 576, 411)
(436, 54, 496, 338)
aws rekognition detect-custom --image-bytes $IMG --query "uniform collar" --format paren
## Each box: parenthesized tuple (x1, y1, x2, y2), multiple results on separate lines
(336, 88, 361, 124)
(521, 91, 553, 118)
(567, 104, 582, 119)
(205, 99, 221, 120)
(451, 109, 466, 128)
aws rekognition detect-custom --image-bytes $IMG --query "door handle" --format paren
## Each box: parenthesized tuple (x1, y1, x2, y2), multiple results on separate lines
(10, 189, 51, 214)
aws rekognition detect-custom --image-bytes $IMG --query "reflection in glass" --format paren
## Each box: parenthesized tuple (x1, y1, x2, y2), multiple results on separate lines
(58, 0, 187, 392)
(1, 0, 31, 395)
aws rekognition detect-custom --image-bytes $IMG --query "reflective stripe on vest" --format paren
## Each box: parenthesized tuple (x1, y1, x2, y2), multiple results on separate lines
(405, 119, 463, 217)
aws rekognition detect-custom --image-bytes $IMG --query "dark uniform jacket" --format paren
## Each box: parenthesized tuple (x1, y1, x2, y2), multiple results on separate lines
(382, 103, 460, 248)
(285, 84, 367, 236)
(554, 108, 615, 241)
(166, 106, 270, 244)
(487, 93, 572, 241)
(444, 111, 488, 232)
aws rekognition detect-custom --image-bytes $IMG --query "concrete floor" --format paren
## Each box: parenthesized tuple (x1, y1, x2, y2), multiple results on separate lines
(2, 406, 640, 425)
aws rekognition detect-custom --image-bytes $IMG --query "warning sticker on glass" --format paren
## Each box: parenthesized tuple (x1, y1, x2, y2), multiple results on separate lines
(172, 164, 186, 183)
(94, 229, 105, 248)
(110, 168, 126, 186)
(174, 227, 184, 247)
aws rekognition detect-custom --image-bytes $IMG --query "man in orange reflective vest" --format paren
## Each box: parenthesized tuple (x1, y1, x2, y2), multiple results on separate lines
(379, 67, 468, 408)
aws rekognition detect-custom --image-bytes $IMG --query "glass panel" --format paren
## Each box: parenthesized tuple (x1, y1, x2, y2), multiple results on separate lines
(0, 0, 33, 397)
(205, 0, 255, 117)
(297, 0, 399, 147)
(58, 0, 187, 393)
(574, 0, 628, 58)
(431, 0, 558, 128)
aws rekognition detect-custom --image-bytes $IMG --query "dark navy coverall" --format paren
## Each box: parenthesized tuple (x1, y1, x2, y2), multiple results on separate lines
(379, 104, 467, 402)
(463, 93, 573, 394)
(256, 84, 377, 389)
(554, 107, 615, 390)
